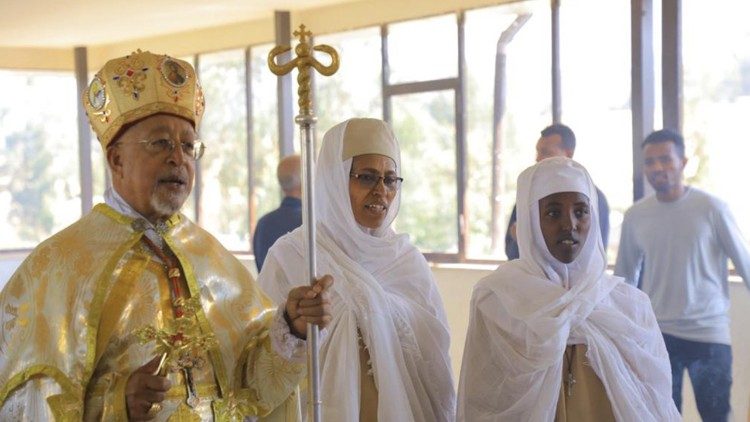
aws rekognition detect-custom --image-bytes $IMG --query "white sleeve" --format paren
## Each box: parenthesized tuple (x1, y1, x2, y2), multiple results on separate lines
(258, 242, 296, 304)
(257, 239, 305, 305)
(714, 201, 750, 290)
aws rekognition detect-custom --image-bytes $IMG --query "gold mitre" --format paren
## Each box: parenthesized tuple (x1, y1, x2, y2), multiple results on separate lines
(83, 49, 205, 147)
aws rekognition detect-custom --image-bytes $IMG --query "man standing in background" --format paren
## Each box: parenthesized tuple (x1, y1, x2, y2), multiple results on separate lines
(253, 154, 302, 271)
(615, 129, 750, 421)
(505, 123, 610, 259)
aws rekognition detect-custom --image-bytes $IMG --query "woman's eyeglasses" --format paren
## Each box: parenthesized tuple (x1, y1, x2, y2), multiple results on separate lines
(349, 172, 404, 191)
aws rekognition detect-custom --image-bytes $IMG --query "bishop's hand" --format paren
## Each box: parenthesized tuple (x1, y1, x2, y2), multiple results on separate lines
(125, 355, 172, 421)
(285, 275, 333, 339)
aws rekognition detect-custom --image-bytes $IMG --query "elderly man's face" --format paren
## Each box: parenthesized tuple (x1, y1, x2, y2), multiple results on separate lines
(349, 154, 398, 229)
(107, 114, 196, 223)
(539, 191, 591, 263)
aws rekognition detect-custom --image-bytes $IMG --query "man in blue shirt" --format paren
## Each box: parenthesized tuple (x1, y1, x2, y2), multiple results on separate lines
(253, 155, 302, 271)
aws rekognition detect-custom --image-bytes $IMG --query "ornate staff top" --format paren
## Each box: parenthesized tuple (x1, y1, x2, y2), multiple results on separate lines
(268, 24, 340, 117)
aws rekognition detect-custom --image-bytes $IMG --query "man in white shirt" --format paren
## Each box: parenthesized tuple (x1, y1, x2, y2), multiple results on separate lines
(615, 129, 750, 421)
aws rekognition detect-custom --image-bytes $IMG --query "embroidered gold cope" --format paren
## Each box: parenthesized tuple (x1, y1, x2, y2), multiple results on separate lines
(0, 204, 304, 421)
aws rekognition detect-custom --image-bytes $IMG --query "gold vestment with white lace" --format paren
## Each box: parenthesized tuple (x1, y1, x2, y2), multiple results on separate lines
(0, 204, 304, 421)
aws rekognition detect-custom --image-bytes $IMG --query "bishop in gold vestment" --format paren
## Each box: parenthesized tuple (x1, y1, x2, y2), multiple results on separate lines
(0, 50, 331, 421)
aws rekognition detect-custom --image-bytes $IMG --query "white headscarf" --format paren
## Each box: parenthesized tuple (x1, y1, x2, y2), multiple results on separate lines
(259, 118, 455, 422)
(519, 157, 604, 290)
(457, 157, 679, 421)
(314, 117, 406, 266)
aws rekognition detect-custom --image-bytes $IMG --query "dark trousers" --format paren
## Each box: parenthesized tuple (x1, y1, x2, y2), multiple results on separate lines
(663, 333, 732, 422)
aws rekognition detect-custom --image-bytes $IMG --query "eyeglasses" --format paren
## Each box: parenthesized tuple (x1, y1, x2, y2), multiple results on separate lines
(133, 138, 206, 160)
(349, 172, 404, 191)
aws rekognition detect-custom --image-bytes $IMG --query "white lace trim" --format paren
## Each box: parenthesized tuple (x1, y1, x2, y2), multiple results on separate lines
(270, 304, 325, 364)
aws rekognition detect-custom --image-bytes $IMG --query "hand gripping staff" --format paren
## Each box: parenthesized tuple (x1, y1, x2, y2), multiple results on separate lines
(268, 24, 339, 422)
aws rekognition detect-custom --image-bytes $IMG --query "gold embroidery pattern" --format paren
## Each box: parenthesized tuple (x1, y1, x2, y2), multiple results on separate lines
(47, 392, 82, 422)
(112, 55, 149, 100)
(167, 402, 202, 422)
(194, 83, 205, 118)
(3, 303, 28, 332)
(246, 335, 305, 415)
(212, 391, 258, 421)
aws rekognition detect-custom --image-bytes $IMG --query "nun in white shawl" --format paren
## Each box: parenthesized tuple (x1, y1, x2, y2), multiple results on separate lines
(457, 157, 679, 422)
(258, 118, 455, 421)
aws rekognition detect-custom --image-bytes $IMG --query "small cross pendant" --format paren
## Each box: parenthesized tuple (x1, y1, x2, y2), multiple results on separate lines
(566, 372, 576, 397)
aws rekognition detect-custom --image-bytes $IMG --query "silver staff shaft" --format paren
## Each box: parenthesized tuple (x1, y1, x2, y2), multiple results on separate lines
(297, 114, 321, 422)
(268, 24, 339, 422)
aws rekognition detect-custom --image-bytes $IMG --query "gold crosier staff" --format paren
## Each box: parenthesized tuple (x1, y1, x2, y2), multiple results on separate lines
(268, 24, 339, 422)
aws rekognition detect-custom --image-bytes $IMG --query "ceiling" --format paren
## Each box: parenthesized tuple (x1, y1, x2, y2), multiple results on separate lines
(0, 0, 355, 48)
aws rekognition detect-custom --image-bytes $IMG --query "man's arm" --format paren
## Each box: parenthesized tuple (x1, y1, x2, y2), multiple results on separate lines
(614, 213, 643, 287)
(714, 201, 750, 290)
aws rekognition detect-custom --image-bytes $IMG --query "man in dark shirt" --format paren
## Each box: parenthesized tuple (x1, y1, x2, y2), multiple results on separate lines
(505, 124, 610, 260)
(253, 155, 302, 271)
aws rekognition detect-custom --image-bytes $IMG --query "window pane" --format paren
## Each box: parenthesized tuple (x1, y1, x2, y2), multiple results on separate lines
(198, 49, 249, 251)
(87, 70, 108, 206)
(388, 14, 458, 84)
(92, 130, 107, 205)
(465, 1, 551, 259)
(178, 56, 197, 220)
(181, 178, 197, 221)
(560, 0, 632, 261)
(683, 0, 750, 239)
(0, 70, 80, 249)
(392, 91, 457, 253)
(315, 27, 383, 135)
(250, 44, 282, 238)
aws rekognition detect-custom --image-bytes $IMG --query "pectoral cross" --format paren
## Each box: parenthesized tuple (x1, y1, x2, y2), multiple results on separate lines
(566, 371, 577, 397)
(134, 297, 217, 408)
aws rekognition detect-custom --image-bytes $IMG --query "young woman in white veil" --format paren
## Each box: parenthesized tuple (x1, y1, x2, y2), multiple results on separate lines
(258, 118, 455, 421)
(457, 157, 679, 421)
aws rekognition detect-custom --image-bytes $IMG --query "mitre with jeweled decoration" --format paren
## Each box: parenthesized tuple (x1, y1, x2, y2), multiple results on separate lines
(82, 49, 205, 148)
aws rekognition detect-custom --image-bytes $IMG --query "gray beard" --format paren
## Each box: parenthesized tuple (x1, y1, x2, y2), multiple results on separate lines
(150, 190, 186, 218)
